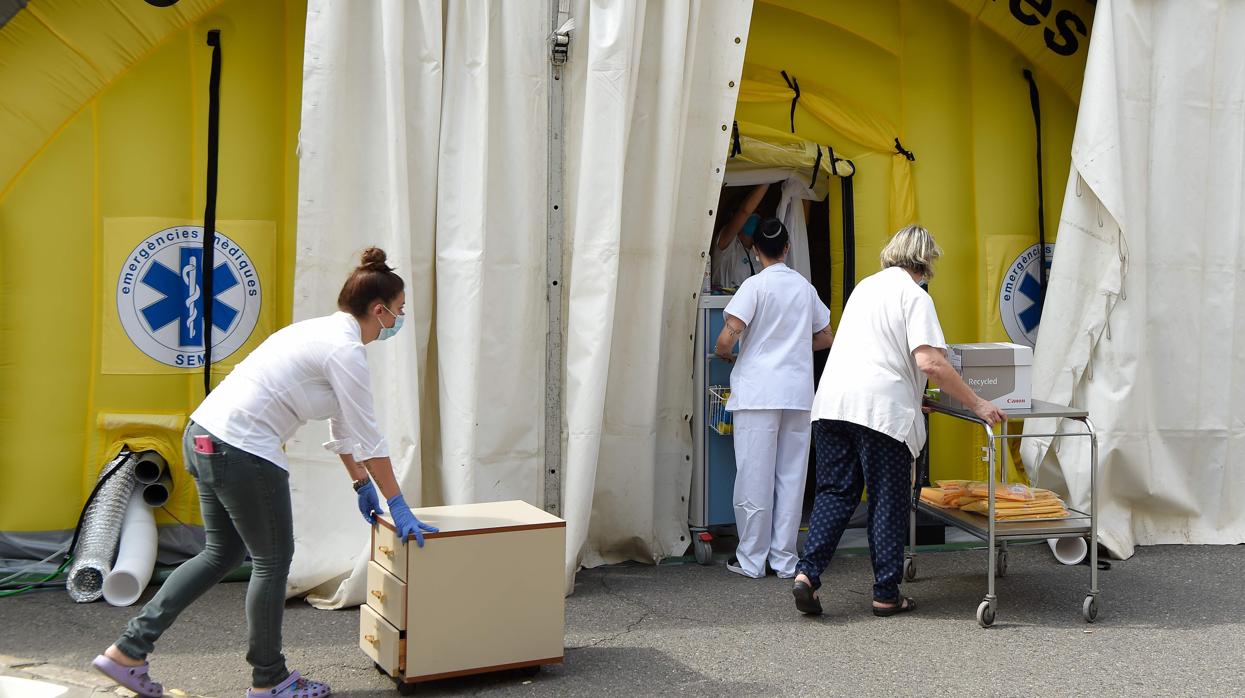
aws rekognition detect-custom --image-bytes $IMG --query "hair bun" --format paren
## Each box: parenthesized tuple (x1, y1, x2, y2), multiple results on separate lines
(358, 247, 392, 272)
(760, 219, 787, 239)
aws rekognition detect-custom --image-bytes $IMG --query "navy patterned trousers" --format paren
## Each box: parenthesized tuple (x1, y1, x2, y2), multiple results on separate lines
(796, 419, 913, 602)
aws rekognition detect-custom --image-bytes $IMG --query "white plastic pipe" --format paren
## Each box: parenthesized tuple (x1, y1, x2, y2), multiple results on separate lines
(133, 451, 168, 485)
(142, 469, 174, 507)
(1047, 537, 1088, 566)
(103, 490, 158, 607)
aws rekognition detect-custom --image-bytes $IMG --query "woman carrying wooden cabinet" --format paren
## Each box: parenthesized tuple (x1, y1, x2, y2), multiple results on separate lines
(92, 247, 435, 698)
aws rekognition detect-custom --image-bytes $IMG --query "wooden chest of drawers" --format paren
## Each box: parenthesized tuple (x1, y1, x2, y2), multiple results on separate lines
(360, 500, 565, 690)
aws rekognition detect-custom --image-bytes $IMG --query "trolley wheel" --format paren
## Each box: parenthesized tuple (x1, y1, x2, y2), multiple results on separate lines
(996, 550, 1008, 578)
(693, 538, 714, 566)
(397, 680, 418, 695)
(903, 557, 916, 582)
(976, 600, 996, 628)
(1083, 595, 1098, 623)
(519, 665, 542, 678)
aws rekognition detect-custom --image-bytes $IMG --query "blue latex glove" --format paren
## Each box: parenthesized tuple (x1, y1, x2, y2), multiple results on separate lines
(356, 480, 382, 525)
(387, 494, 439, 547)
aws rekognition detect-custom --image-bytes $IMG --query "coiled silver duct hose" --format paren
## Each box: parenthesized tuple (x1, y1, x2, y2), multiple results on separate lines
(66, 452, 138, 602)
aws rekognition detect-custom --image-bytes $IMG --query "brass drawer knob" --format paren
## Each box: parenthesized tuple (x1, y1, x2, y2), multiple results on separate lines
(370, 589, 386, 602)
(377, 545, 394, 558)
(364, 634, 378, 645)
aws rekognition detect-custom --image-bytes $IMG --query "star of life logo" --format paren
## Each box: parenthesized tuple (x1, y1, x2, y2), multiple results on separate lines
(1000, 243, 1054, 348)
(116, 226, 261, 368)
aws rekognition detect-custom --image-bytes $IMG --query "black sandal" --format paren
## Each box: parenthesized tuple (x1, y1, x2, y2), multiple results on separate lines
(792, 579, 822, 616)
(872, 596, 915, 617)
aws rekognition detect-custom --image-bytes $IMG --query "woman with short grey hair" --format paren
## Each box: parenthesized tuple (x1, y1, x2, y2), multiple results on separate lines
(879, 224, 942, 278)
(791, 225, 1005, 617)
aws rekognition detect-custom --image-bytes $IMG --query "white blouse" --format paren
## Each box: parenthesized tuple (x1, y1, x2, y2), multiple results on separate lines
(191, 312, 388, 469)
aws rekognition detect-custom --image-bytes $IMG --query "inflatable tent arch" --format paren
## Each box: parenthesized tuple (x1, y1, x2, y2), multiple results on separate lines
(719, 120, 856, 292)
(0, 0, 306, 556)
(0, 0, 1092, 559)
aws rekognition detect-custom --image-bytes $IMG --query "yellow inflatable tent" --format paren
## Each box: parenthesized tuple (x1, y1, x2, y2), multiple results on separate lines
(0, 0, 1092, 553)
(0, 0, 305, 553)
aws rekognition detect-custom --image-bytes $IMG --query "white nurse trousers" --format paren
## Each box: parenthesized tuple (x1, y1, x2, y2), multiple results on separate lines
(730, 408, 811, 578)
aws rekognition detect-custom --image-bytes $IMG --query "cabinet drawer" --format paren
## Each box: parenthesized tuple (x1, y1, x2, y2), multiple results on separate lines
(366, 560, 406, 629)
(359, 605, 402, 675)
(372, 519, 407, 582)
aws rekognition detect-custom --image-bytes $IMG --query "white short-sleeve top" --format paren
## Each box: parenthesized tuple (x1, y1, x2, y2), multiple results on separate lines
(810, 267, 947, 457)
(711, 215, 760, 290)
(724, 263, 831, 412)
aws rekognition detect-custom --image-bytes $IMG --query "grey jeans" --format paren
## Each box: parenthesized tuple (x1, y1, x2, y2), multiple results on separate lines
(116, 421, 294, 688)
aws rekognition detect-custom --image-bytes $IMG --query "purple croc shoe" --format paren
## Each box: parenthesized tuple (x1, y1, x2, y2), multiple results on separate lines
(92, 654, 164, 697)
(246, 670, 331, 698)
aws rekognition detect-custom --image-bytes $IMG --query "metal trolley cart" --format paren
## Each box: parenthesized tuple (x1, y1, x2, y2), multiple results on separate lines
(907, 395, 1101, 628)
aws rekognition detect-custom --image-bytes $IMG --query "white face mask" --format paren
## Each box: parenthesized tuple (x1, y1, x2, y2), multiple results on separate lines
(377, 305, 404, 341)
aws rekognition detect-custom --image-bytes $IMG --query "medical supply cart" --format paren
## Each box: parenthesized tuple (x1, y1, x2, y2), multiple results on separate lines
(690, 294, 737, 564)
(907, 394, 1101, 627)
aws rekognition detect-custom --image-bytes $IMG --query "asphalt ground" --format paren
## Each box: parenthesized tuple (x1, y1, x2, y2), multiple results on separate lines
(2, 543, 1243, 697)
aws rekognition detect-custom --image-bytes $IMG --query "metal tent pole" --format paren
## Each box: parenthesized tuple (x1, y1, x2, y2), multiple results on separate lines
(543, 0, 572, 516)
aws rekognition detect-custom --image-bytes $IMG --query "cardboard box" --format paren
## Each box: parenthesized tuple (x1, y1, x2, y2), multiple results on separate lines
(946, 342, 1033, 409)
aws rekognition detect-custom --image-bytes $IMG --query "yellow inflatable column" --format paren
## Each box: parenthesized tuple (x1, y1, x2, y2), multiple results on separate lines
(969, 22, 1073, 481)
(0, 111, 97, 533)
(899, 0, 982, 481)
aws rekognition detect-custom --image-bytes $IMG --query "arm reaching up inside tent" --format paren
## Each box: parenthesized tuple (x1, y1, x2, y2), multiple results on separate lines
(714, 183, 769, 251)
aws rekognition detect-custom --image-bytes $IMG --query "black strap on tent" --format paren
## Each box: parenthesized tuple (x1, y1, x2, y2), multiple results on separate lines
(201, 29, 222, 396)
(809, 144, 823, 189)
(1023, 68, 1048, 304)
(893, 138, 915, 161)
(841, 159, 856, 302)
(731, 120, 742, 158)
(780, 70, 800, 133)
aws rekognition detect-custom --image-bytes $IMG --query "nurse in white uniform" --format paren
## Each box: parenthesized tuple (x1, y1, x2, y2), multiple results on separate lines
(715, 219, 834, 578)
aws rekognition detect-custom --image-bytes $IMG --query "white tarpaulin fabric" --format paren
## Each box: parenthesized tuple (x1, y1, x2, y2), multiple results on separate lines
(290, 0, 752, 605)
(288, 0, 448, 607)
(1021, 0, 1245, 558)
(561, 0, 753, 584)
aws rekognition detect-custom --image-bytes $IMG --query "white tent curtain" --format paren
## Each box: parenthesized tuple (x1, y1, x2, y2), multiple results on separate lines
(287, 0, 447, 607)
(561, 0, 753, 582)
(1021, 0, 1245, 558)
(776, 177, 818, 282)
(289, 0, 752, 605)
